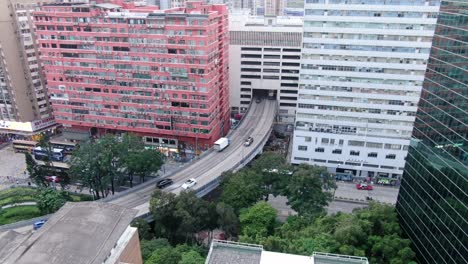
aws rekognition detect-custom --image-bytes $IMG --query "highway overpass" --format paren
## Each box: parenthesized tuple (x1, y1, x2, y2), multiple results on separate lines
(107, 99, 277, 217)
(0, 100, 277, 232)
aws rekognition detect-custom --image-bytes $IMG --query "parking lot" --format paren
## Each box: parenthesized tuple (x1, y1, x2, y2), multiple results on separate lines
(334, 181, 399, 204)
(0, 144, 29, 190)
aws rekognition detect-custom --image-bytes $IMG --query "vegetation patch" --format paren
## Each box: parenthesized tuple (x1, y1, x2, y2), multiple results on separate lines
(0, 187, 92, 225)
(0, 205, 42, 225)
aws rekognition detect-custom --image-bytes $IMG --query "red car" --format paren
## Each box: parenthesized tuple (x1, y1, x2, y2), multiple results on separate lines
(356, 183, 373, 190)
(45, 176, 60, 183)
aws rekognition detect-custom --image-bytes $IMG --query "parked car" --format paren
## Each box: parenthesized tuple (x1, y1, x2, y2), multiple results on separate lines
(156, 178, 173, 189)
(244, 137, 254, 147)
(356, 183, 373, 190)
(181, 178, 197, 189)
(33, 220, 46, 230)
(45, 176, 60, 183)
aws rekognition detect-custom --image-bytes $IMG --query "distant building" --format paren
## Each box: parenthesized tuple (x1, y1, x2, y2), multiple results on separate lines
(33, 1, 230, 154)
(264, 0, 284, 16)
(396, 1, 468, 263)
(0, 202, 142, 264)
(206, 240, 369, 264)
(229, 11, 302, 123)
(0, 0, 58, 138)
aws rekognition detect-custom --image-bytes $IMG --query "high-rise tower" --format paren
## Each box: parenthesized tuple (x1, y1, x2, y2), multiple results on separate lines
(0, 0, 55, 137)
(34, 1, 229, 153)
(396, 1, 467, 263)
(292, 0, 440, 182)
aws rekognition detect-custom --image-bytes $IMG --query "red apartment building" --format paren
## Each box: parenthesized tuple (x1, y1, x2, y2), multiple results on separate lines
(33, 0, 229, 154)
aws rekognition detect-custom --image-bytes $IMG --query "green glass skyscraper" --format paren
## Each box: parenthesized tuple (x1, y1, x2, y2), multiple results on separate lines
(396, 1, 467, 263)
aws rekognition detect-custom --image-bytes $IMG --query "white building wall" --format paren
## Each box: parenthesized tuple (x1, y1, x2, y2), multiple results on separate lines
(292, 0, 440, 179)
(229, 14, 303, 123)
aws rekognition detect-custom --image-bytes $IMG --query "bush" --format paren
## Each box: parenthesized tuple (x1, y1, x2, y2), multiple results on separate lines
(0, 206, 42, 225)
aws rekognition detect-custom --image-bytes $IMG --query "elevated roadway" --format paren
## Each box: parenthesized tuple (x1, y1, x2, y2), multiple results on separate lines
(0, 100, 277, 232)
(109, 99, 277, 216)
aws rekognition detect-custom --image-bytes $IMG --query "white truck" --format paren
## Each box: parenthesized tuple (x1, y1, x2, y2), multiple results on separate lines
(214, 137, 230, 151)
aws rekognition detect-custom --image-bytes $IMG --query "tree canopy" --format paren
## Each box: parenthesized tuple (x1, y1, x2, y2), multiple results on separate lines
(220, 152, 335, 217)
(239, 202, 277, 243)
(255, 202, 416, 264)
(36, 188, 69, 214)
(69, 133, 163, 199)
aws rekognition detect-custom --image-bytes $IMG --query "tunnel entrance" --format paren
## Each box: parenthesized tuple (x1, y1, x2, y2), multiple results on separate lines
(252, 89, 276, 100)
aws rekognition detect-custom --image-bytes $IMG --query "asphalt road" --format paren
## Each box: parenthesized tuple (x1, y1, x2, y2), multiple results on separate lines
(334, 182, 399, 204)
(109, 100, 277, 215)
(327, 200, 368, 215)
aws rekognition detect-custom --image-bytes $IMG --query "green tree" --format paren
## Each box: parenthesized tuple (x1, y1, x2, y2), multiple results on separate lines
(220, 170, 264, 213)
(132, 218, 153, 241)
(173, 191, 213, 243)
(179, 250, 205, 264)
(368, 234, 415, 264)
(69, 138, 109, 199)
(140, 238, 170, 261)
(285, 165, 332, 216)
(149, 189, 177, 240)
(69, 134, 164, 197)
(25, 152, 48, 187)
(251, 152, 293, 198)
(239, 202, 277, 243)
(216, 202, 239, 238)
(145, 246, 181, 264)
(124, 148, 163, 186)
(36, 188, 68, 214)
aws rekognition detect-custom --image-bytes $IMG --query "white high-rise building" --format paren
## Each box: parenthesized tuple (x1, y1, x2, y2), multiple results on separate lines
(229, 12, 302, 123)
(291, 0, 440, 180)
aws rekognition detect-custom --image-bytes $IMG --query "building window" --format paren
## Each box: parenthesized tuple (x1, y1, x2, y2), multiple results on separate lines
(385, 144, 402, 150)
(366, 142, 383, 148)
(313, 159, 326, 163)
(321, 138, 329, 144)
(294, 157, 309, 161)
(348, 140, 365, 146)
(315, 147, 325, 153)
(368, 152, 378, 158)
(298, 145, 307, 151)
(332, 149, 342, 154)
(386, 154, 396, 159)
(328, 160, 344, 164)
(305, 137, 311, 142)
(350, 150, 360, 156)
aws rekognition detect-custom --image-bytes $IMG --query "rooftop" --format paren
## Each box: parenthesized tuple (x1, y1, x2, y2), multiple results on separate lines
(206, 240, 263, 264)
(1, 202, 137, 264)
(229, 12, 303, 32)
(206, 240, 369, 264)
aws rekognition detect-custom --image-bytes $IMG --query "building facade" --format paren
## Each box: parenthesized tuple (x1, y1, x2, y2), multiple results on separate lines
(264, 0, 284, 17)
(291, 0, 440, 181)
(0, 0, 55, 135)
(229, 12, 301, 123)
(34, 1, 229, 153)
(396, 1, 467, 263)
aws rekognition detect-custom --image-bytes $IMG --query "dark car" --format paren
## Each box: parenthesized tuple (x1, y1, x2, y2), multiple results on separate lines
(156, 178, 174, 189)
